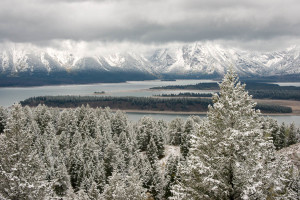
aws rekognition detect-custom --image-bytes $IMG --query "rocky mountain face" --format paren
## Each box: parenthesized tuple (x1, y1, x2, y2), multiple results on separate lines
(150, 43, 300, 77)
(0, 43, 299, 86)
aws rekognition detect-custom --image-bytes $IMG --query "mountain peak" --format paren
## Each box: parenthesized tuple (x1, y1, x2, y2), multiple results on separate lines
(0, 43, 300, 78)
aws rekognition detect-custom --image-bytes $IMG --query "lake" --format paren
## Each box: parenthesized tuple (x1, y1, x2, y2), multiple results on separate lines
(0, 79, 215, 107)
(1, 80, 299, 127)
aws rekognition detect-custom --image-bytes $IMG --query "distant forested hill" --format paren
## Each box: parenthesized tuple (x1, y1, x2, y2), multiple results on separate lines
(151, 82, 300, 100)
(20, 95, 293, 113)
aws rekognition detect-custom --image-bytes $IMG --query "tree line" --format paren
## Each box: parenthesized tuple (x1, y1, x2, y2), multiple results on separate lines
(151, 81, 300, 100)
(20, 96, 292, 113)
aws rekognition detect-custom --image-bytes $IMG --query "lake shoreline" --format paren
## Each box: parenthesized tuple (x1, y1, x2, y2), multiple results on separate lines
(111, 109, 300, 116)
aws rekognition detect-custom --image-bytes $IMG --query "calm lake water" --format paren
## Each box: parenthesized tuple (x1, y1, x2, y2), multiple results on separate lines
(0, 79, 215, 107)
(1, 80, 299, 127)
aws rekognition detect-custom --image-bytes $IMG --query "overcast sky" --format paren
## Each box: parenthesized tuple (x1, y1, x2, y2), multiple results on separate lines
(0, 0, 300, 53)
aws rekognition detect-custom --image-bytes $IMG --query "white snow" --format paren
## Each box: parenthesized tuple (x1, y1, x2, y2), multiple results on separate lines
(159, 145, 180, 171)
(1, 43, 300, 76)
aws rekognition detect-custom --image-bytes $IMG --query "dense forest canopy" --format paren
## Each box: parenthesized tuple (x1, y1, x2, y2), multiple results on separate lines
(0, 70, 299, 199)
(21, 96, 292, 114)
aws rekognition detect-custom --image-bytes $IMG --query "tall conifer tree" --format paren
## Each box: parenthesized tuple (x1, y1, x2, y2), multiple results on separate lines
(171, 69, 298, 199)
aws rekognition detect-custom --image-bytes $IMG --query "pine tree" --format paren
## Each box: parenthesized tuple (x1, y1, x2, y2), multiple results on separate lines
(266, 118, 281, 150)
(180, 117, 195, 158)
(87, 181, 101, 200)
(171, 69, 298, 199)
(34, 104, 53, 134)
(168, 118, 184, 145)
(41, 122, 73, 198)
(0, 106, 8, 134)
(0, 104, 48, 199)
(102, 171, 127, 200)
(287, 123, 297, 146)
(152, 125, 165, 159)
(136, 116, 156, 151)
(68, 142, 84, 192)
(278, 122, 287, 149)
(147, 137, 159, 166)
(111, 110, 128, 137)
(124, 165, 147, 200)
(163, 155, 179, 199)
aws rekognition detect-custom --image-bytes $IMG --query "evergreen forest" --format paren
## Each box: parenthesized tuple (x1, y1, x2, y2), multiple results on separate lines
(0, 70, 299, 199)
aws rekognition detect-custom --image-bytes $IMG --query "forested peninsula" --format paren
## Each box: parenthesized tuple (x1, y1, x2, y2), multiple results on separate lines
(20, 96, 293, 113)
(151, 81, 300, 101)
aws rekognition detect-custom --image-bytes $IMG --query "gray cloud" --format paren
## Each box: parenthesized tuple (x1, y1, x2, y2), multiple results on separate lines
(0, 0, 299, 51)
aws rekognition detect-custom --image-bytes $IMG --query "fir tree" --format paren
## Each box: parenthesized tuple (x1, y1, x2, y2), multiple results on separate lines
(0, 106, 8, 134)
(34, 104, 53, 134)
(147, 137, 159, 166)
(111, 110, 128, 137)
(180, 117, 195, 158)
(168, 118, 184, 145)
(287, 123, 298, 146)
(278, 122, 288, 149)
(0, 104, 48, 199)
(163, 155, 179, 199)
(102, 170, 146, 200)
(171, 69, 298, 199)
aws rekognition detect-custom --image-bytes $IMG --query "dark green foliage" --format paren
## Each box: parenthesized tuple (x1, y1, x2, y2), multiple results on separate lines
(20, 96, 212, 112)
(155, 92, 213, 97)
(249, 90, 300, 100)
(151, 81, 300, 100)
(272, 122, 300, 150)
(21, 95, 293, 113)
(287, 123, 298, 146)
(136, 117, 165, 159)
(147, 137, 159, 166)
(0, 106, 7, 134)
(110, 111, 128, 137)
(150, 82, 219, 90)
(163, 156, 179, 199)
(255, 103, 292, 113)
(180, 118, 194, 158)
(168, 118, 184, 145)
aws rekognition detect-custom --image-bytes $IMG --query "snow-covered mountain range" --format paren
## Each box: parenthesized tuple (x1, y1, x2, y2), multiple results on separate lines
(1, 42, 300, 83)
(149, 43, 300, 77)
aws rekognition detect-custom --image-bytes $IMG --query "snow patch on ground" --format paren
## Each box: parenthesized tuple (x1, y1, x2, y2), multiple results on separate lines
(159, 145, 180, 172)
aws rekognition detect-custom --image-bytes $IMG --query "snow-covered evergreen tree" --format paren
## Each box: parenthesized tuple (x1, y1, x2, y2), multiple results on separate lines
(0, 104, 48, 199)
(277, 122, 288, 149)
(180, 117, 195, 158)
(111, 110, 128, 137)
(171, 69, 298, 199)
(0, 106, 8, 134)
(168, 118, 184, 146)
(287, 123, 298, 146)
(163, 155, 179, 199)
(147, 137, 159, 166)
(34, 104, 53, 134)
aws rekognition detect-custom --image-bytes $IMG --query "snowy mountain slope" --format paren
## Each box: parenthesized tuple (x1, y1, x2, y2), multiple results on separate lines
(150, 43, 300, 77)
(0, 48, 154, 76)
(0, 43, 299, 81)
